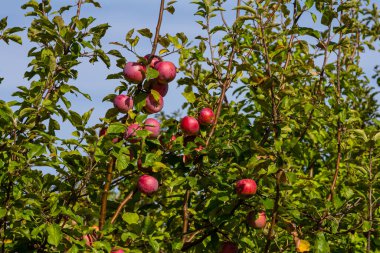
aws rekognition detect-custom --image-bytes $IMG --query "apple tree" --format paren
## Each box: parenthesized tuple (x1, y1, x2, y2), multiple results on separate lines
(0, 0, 379, 252)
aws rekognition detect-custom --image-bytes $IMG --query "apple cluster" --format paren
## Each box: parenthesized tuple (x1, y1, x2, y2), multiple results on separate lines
(99, 55, 265, 252)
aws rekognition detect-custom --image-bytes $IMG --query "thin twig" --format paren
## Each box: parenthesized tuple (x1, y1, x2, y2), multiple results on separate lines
(327, 5, 343, 202)
(181, 229, 218, 251)
(205, 0, 241, 146)
(110, 189, 136, 224)
(70, 0, 83, 31)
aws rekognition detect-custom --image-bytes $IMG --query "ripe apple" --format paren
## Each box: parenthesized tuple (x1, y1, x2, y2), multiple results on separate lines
(180, 116, 200, 136)
(144, 118, 160, 138)
(111, 249, 125, 253)
(198, 107, 215, 125)
(154, 61, 177, 83)
(138, 175, 159, 194)
(194, 145, 204, 152)
(113, 94, 133, 113)
(144, 93, 164, 114)
(83, 225, 99, 247)
(235, 179, 257, 196)
(150, 79, 169, 97)
(247, 211, 266, 228)
(124, 123, 141, 143)
(219, 242, 238, 253)
(144, 54, 162, 68)
(83, 234, 94, 247)
(123, 62, 146, 83)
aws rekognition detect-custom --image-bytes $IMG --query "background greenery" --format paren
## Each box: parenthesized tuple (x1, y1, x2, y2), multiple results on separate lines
(0, 0, 379, 252)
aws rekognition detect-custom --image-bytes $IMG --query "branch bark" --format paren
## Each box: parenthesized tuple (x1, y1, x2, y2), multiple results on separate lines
(150, 0, 165, 57)
(264, 170, 282, 253)
(327, 7, 343, 202)
(367, 147, 373, 252)
(99, 157, 115, 230)
(182, 189, 191, 242)
(110, 189, 136, 224)
(205, 0, 241, 146)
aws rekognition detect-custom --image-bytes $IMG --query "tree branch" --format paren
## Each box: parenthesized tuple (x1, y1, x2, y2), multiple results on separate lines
(110, 189, 136, 224)
(182, 189, 191, 243)
(99, 157, 115, 230)
(205, 0, 241, 146)
(150, 0, 165, 57)
(327, 7, 343, 202)
(367, 147, 373, 253)
(264, 170, 283, 253)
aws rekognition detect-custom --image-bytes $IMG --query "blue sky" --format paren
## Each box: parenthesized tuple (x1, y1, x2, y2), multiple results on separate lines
(0, 1, 379, 140)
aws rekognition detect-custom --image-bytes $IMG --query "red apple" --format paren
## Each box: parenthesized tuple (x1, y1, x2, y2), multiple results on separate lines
(111, 249, 124, 253)
(83, 225, 99, 247)
(219, 242, 238, 253)
(123, 62, 146, 83)
(124, 123, 141, 143)
(144, 118, 160, 138)
(154, 61, 176, 83)
(138, 175, 159, 194)
(150, 79, 169, 97)
(164, 134, 177, 149)
(198, 107, 215, 125)
(235, 179, 257, 196)
(144, 93, 164, 114)
(180, 116, 199, 136)
(113, 94, 134, 113)
(83, 234, 94, 247)
(111, 249, 125, 253)
(194, 145, 204, 152)
(99, 128, 107, 137)
(144, 54, 162, 68)
(247, 211, 266, 228)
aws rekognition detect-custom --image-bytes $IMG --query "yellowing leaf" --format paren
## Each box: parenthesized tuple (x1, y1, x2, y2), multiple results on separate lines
(297, 240, 311, 252)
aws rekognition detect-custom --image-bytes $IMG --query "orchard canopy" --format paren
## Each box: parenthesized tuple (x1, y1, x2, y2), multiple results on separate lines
(0, 0, 379, 252)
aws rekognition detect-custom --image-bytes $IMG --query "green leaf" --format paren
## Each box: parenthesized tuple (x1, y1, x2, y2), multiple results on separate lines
(372, 132, 380, 142)
(122, 213, 140, 224)
(146, 67, 159, 80)
(134, 93, 147, 112)
(182, 89, 196, 103)
(47, 224, 62, 247)
(321, 9, 337, 26)
(0, 17, 7, 30)
(137, 28, 153, 38)
(314, 232, 330, 253)
(125, 28, 134, 41)
(108, 123, 126, 134)
(149, 237, 160, 252)
(0, 208, 6, 219)
(362, 221, 371, 232)
(233, 5, 256, 15)
(305, 0, 314, 9)
(26, 143, 46, 159)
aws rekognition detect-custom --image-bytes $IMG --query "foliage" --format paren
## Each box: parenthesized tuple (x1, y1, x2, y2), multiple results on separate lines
(0, 0, 379, 252)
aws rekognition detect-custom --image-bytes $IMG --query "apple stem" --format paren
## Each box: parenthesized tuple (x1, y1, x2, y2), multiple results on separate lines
(99, 157, 115, 230)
